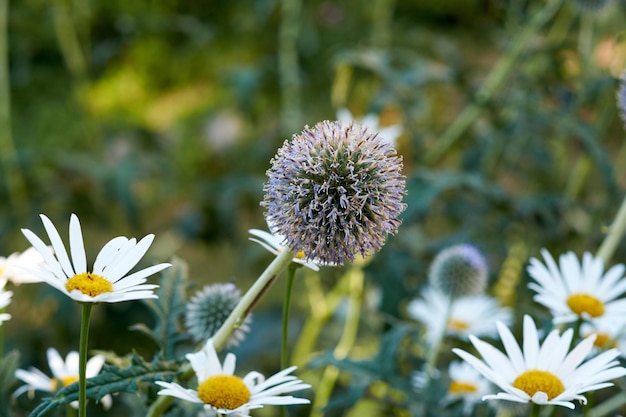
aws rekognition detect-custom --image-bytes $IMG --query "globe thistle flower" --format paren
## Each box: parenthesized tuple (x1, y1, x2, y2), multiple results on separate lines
(21, 214, 171, 303)
(262, 120, 406, 265)
(527, 249, 626, 324)
(14, 347, 112, 409)
(407, 286, 512, 346)
(185, 283, 251, 348)
(0, 280, 13, 325)
(428, 244, 488, 300)
(156, 339, 310, 415)
(0, 247, 46, 284)
(336, 108, 403, 146)
(453, 315, 626, 409)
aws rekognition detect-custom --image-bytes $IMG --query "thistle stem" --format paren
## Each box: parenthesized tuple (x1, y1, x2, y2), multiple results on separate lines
(146, 249, 295, 417)
(596, 194, 626, 265)
(212, 248, 295, 351)
(78, 303, 92, 417)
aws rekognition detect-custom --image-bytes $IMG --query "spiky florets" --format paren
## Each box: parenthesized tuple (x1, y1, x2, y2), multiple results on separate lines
(184, 283, 251, 348)
(262, 121, 407, 265)
(428, 244, 488, 300)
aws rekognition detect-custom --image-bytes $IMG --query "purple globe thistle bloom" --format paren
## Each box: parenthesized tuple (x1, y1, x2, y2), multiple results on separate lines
(428, 244, 488, 300)
(262, 120, 407, 265)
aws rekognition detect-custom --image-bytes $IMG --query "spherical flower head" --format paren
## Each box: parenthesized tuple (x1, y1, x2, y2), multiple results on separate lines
(527, 249, 626, 324)
(428, 244, 488, 299)
(262, 120, 407, 265)
(185, 283, 251, 348)
(21, 213, 171, 303)
(618, 71, 626, 128)
(453, 315, 626, 409)
(156, 339, 311, 415)
(14, 347, 112, 409)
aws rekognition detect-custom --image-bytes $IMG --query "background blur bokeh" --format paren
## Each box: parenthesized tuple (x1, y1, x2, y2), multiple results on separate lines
(2, 0, 626, 415)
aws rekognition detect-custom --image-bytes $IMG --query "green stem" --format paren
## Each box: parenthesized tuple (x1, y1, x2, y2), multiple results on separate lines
(0, 0, 28, 220)
(278, 0, 302, 136)
(280, 265, 297, 417)
(590, 391, 626, 417)
(425, 297, 453, 376)
(596, 194, 626, 265)
(530, 403, 541, 417)
(212, 248, 294, 351)
(78, 303, 92, 417)
(423, 0, 564, 165)
(310, 263, 363, 417)
(146, 249, 295, 417)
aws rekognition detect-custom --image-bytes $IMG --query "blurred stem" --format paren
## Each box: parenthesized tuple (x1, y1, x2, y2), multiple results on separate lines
(423, 0, 563, 165)
(292, 269, 351, 366)
(596, 194, 626, 265)
(310, 264, 363, 417)
(530, 403, 541, 417)
(78, 303, 92, 417)
(425, 298, 453, 375)
(0, 0, 28, 220)
(590, 391, 626, 417)
(280, 265, 297, 417)
(370, 0, 394, 49)
(577, 12, 594, 82)
(146, 249, 295, 417)
(278, 0, 302, 136)
(52, 0, 88, 81)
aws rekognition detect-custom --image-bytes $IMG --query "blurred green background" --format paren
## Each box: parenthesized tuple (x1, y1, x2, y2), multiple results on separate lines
(2, 0, 626, 415)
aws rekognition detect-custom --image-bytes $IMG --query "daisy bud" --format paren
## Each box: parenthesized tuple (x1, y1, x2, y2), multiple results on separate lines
(185, 283, 251, 348)
(262, 120, 407, 265)
(428, 244, 488, 300)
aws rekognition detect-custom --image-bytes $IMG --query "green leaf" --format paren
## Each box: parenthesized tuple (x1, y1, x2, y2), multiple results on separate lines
(28, 352, 180, 417)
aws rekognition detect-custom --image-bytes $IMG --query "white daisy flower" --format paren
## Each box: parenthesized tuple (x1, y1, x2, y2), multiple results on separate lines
(248, 228, 320, 271)
(0, 279, 13, 325)
(14, 347, 112, 409)
(444, 361, 492, 415)
(21, 213, 171, 303)
(156, 339, 311, 415)
(527, 249, 626, 324)
(407, 286, 512, 345)
(336, 108, 403, 146)
(0, 247, 46, 284)
(580, 318, 626, 353)
(453, 315, 626, 409)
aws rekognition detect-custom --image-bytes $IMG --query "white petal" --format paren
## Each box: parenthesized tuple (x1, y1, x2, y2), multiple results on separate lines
(68, 214, 87, 274)
(40, 214, 75, 277)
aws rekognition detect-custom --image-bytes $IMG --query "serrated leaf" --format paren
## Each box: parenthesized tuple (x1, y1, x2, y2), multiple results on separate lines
(28, 352, 180, 417)
(139, 256, 190, 359)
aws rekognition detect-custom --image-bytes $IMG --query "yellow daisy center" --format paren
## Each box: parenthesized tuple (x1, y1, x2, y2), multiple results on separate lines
(449, 381, 478, 395)
(197, 374, 251, 410)
(512, 369, 564, 400)
(65, 272, 113, 297)
(448, 319, 469, 332)
(294, 250, 306, 259)
(566, 293, 604, 317)
(591, 332, 615, 349)
(61, 375, 79, 387)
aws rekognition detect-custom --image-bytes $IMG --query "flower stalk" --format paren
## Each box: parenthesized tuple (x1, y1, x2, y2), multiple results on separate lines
(78, 303, 92, 417)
